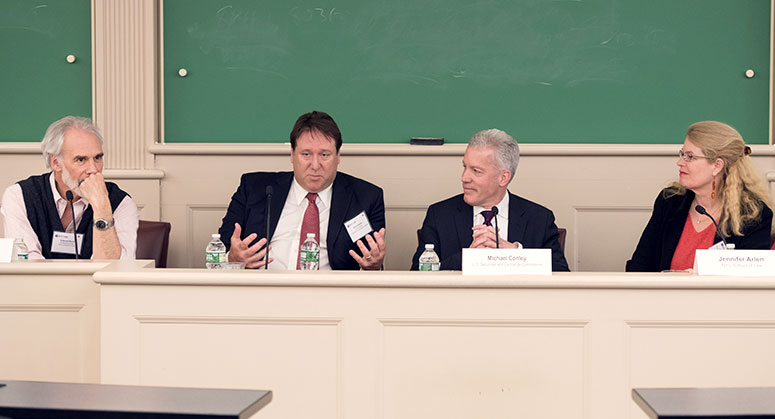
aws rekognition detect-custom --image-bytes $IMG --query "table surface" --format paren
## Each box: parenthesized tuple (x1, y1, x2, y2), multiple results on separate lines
(0, 380, 272, 419)
(633, 387, 775, 418)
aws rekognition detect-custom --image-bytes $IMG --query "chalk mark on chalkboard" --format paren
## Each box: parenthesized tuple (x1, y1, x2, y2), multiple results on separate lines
(216, 5, 232, 15)
(33, 5, 48, 9)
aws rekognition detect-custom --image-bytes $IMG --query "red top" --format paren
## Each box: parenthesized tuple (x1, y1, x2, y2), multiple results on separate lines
(669, 213, 717, 271)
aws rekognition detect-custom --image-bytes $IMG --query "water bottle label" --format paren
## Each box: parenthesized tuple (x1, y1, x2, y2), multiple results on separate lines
(419, 262, 440, 271)
(301, 250, 319, 262)
(206, 252, 226, 263)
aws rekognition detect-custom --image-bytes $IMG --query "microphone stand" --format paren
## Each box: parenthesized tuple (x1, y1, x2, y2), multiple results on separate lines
(264, 186, 273, 269)
(695, 205, 728, 249)
(65, 190, 79, 259)
(491, 206, 500, 249)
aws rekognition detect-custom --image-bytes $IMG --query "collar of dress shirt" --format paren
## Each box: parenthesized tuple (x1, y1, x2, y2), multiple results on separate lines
(49, 172, 90, 212)
(473, 191, 509, 222)
(290, 177, 333, 210)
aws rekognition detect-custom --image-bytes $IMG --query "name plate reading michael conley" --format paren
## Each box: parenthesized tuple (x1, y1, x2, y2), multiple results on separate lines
(462, 248, 551, 276)
(694, 249, 775, 276)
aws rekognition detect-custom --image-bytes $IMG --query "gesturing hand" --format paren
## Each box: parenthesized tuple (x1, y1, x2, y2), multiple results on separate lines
(228, 223, 272, 268)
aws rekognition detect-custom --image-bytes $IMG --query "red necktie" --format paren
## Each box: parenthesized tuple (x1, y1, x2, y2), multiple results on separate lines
(297, 193, 319, 269)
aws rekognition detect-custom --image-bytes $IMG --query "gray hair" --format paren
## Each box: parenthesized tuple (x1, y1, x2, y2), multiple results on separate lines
(468, 128, 520, 184)
(41, 116, 104, 169)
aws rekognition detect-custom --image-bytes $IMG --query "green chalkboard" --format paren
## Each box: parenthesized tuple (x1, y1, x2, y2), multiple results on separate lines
(163, 0, 771, 144)
(0, 0, 92, 142)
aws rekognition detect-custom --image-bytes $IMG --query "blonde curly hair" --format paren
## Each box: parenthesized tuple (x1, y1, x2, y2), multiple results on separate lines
(665, 121, 773, 237)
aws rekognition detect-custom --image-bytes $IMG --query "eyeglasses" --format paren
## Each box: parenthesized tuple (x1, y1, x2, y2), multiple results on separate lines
(678, 149, 713, 162)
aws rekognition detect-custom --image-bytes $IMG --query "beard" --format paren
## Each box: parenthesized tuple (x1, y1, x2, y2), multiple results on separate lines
(60, 164, 83, 197)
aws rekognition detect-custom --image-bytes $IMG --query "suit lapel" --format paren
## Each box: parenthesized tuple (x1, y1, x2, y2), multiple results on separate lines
(327, 174, 352, 250)
(454, 196, 474, 248)
(268, 174, 292, 241)
(662, 191, 694, 267)
(507, 192, 527, 243)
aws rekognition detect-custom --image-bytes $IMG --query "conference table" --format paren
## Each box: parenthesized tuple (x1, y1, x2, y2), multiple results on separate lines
(3, 260, 775, 419)
(633, 387, 775, 418)
(0, 380, 272, 418)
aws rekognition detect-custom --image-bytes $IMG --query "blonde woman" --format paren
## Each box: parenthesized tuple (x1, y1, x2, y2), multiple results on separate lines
(626, 121, 774, 272)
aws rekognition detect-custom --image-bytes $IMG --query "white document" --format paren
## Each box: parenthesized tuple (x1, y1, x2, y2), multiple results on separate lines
(694, 249, 775, 276)
(344, 211, 373, 242)
(462, 248, 551, 276)
(0, 238, 13, 263)
(51, 231, 85, 255)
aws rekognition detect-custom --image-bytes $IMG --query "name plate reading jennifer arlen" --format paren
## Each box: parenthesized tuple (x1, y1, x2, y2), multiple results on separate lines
(462, 248, 551, 275)
(694, 249, 775, 276)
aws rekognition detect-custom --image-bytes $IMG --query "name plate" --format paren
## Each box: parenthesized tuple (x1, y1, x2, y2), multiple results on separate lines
(694, 249, 775, 276)
(0, 238, 13, 263)
(462, 248, 551, 275)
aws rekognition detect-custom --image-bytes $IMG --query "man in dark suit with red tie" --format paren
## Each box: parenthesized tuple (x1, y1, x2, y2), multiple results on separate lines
(410, 129, 569, 271)
(219, 111, 386, 270)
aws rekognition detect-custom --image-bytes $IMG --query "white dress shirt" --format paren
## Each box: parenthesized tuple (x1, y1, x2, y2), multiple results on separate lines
(267, 179, 333, 270)
(0, 172, 138, 259)
(473, 192, 519, 247)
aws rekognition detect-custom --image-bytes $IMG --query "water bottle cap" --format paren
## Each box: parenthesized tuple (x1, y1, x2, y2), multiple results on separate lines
(306, 233, 316, 238)
(211, 233, 220, 238)
(425, 244, 434, 249)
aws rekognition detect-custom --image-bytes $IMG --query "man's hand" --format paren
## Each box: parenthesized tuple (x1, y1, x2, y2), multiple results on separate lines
(228, 223, 272, 268)
(349, 227, 386, 270)
(78, 173, 111, 212)
(470, 225, 520, 249)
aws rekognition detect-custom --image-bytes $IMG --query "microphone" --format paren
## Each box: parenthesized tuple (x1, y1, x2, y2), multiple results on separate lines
(65, 190, 79, 260)
(695, 205, 728, 249)
(491, 206, 500, 249)
(264, 185, 273, 269)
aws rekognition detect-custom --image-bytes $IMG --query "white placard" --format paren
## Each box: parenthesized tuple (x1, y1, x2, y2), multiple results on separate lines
(694, 249, 775, 276)
(462, 248, 551, 275)
(344, 211, 373, 242)
(0, 238, 13, 263)
(51, 231, 85, 255)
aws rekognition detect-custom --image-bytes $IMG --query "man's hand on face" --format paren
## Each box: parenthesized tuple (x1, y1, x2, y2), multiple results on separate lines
(470, 225, 520, 249)
(349, 227, 386, 270)
(228, 223, 272, 268)
(77, 173, 111, 210)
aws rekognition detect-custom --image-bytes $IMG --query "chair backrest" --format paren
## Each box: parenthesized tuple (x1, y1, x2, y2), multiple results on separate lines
(136, 220, 171, 268)
(557, 228, 567, 252)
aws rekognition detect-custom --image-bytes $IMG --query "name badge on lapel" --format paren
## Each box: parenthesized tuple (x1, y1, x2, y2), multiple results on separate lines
(51, 231, 85, 255)
(344, 211, 374, 242)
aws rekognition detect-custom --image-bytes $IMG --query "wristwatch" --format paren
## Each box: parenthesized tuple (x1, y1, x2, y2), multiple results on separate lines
(94, 218, 115, 231)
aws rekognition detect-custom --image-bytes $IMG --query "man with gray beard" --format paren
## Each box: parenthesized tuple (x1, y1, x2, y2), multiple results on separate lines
(1, 116, 138, 259)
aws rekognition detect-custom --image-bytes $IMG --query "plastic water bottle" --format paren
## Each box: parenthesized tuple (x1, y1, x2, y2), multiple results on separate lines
(299, 233, 320, 270)
(418, 244, 440, 271)
(205, 233, 227, 269)
(13, 238, 28, 260)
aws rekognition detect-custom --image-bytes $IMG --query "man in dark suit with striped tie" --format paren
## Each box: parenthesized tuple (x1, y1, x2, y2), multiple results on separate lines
(410, 129, 569, 271)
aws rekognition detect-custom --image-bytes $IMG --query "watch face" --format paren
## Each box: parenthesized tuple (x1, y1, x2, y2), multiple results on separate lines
(95, 219, 113, 230)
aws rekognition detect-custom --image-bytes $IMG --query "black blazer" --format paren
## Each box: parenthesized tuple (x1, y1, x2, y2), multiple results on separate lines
(625, 189, 774, 272)
(218, 171, 385, 270)
(410, 192, 570, 271)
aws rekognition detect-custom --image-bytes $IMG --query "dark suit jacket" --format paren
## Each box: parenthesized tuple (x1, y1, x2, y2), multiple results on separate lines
(410, 193, 569, 271)
(625, 189, 773, 272)
(218, 171, 385, 270)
